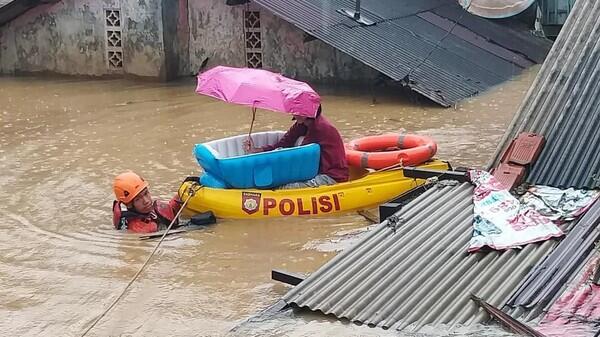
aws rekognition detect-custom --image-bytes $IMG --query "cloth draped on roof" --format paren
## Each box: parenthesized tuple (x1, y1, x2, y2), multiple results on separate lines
(521, 186, 600, 224)
(468, 170, 564, 252)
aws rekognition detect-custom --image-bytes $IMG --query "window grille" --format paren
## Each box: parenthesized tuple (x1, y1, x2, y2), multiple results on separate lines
(105, 9, 123, 70)
(244, 11, 263, 68)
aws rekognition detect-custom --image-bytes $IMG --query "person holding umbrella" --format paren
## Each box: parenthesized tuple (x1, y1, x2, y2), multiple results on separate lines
(196, 66, 349, 188)
(244, 104, 349, 189)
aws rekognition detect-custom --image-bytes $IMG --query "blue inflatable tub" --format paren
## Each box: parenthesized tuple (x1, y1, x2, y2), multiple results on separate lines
(194, 131, 320, 189)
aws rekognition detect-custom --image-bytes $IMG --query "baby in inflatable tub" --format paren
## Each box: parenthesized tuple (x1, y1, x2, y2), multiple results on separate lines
(244, 105, 349, 188)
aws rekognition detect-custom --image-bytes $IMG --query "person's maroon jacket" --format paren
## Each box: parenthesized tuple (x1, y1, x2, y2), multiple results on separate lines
(262, 116, 349, 182)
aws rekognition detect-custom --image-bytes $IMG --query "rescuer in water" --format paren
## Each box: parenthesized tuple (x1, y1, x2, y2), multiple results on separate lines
(111, 171, 183, 233)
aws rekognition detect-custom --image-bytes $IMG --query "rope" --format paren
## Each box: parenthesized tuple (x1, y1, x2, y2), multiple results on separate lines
(80, 183, 199, 337)
(406, 2, 471, 81)
(376, 158, 404, 172)
(381, 159, 461, 193)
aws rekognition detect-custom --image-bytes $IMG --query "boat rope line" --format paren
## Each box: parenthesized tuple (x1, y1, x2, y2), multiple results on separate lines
(376, 158, 404, 172)
(80, 183, 200, 337)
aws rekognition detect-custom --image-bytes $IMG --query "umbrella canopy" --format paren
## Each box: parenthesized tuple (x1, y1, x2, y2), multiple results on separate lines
(196, 66, 320, 118)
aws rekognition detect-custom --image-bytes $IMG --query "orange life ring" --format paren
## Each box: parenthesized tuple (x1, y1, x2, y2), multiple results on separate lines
(345, 134, 437, 169)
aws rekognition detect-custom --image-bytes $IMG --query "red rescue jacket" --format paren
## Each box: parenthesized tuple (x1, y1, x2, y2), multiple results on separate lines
(112, 195, 182, 233)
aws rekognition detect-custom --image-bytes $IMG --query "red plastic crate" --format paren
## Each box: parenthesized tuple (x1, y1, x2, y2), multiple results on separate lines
(492, 163, 526, 190)
(506, 133, 545, 166)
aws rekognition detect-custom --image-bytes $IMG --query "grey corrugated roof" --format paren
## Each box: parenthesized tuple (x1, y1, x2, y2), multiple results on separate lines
(489, 0, 600, 189)
(504, 199, 600, 321)
(540, 0, 575, 26)
(278, 0, 599, 332)
(282, 182, 557, 331)
(253, 0, 551, 107)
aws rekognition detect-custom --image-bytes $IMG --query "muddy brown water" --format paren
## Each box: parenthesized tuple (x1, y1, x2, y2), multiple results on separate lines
(1, 69, 538, 337)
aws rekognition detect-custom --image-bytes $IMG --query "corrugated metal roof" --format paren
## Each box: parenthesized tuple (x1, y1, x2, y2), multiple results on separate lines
(489, 0, 600, 189)
(537, 251, 600, 328)
(277, 0, 600, 333)
(253, 0, 551, 107)
(540, 0, 575, 26)
(282, 181, 557, 331)
(505, 200, 600, 321)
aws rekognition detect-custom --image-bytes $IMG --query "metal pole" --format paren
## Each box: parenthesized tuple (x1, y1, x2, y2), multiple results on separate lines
(354, 0, 361, 19)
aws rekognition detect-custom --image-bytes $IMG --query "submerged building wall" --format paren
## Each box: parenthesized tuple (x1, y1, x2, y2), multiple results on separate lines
(0, 0, 376, 83)
(120, 0, 165, 78)
(0, 0, 181, 79)
(162, 0, 190, 79)
(186, 0, 245, 75)
(259, 6, 379, 83)
(186, 1, 377, 83)
(0, 0, 113, 76)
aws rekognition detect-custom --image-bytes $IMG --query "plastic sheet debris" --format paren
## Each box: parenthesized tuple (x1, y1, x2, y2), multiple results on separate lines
(521, 186, 599, 224)
(468, 170, 564, 252)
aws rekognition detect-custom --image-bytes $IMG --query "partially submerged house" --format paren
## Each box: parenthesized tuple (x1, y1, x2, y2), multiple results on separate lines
(270, 0, 600, 332)
(0, 0, 552, 106)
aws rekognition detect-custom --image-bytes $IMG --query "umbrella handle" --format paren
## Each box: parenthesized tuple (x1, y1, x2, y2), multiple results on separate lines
(248, 107, 257, 148)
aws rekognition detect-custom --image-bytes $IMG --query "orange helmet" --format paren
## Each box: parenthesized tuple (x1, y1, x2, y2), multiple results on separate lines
(113, 171, 149, 204)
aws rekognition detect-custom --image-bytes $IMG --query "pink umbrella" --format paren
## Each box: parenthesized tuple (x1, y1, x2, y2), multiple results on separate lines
(196, 66, 320, 118)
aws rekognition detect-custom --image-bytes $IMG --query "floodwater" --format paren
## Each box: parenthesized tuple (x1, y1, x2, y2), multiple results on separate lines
(1, 68, 537, 337)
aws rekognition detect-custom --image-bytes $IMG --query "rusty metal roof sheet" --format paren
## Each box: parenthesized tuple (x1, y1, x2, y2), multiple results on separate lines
(489, 0, 600, 189)
(536, 250, 600, 328)
(282, 182, 557, 331)
(253, 0, 551, 107)
(505, 200, 600, 321)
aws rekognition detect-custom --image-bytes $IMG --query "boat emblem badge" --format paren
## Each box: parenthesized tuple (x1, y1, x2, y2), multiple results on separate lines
(242, 192, 261, 215)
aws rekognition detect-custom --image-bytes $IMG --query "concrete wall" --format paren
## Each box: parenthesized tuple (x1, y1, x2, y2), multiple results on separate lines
(186, 1, 377, 83)
(0, 0, 110, 76)
(259, 8, 378, 83)
(162, 0, 190, 79)
(0, 0, 169, 78)
(187, 0, 245, 75)
(121, 0, 164, 78)
(0, 0, 377, 83)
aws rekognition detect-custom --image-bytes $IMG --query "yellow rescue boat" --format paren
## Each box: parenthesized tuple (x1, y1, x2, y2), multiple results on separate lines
(178, 160, 449, 219)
